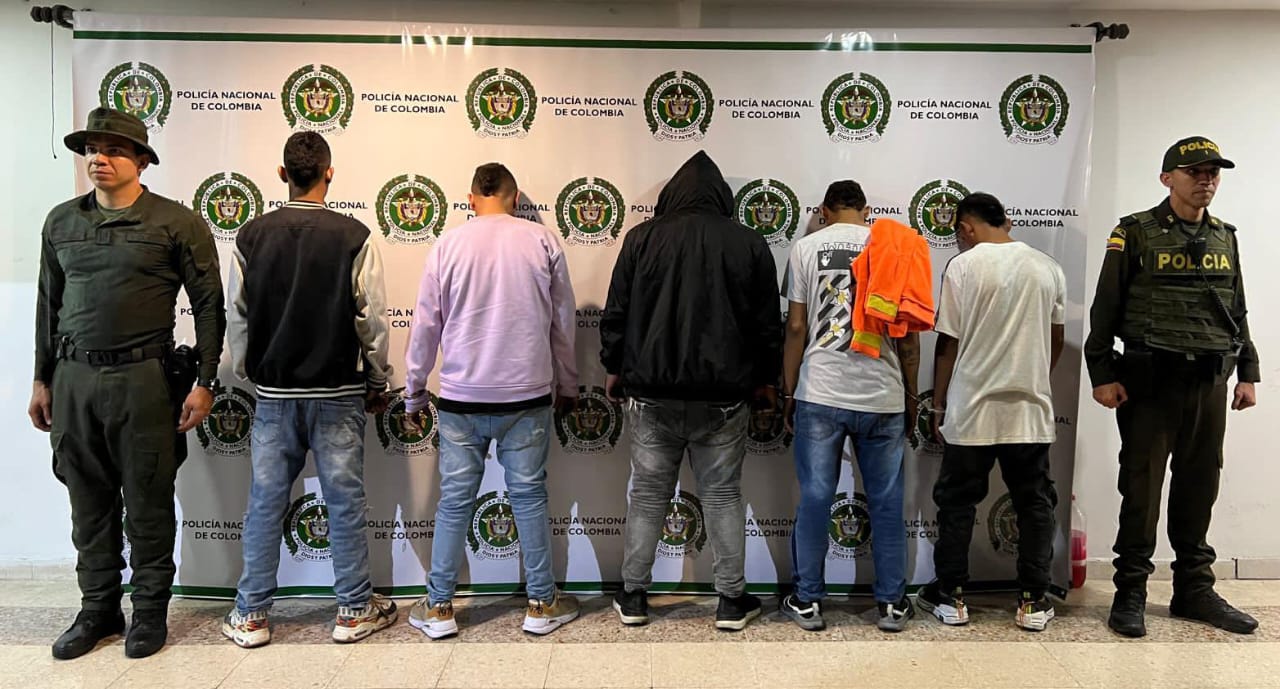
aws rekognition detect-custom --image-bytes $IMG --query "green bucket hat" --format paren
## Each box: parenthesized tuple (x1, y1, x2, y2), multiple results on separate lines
(64, 107, 160, 165)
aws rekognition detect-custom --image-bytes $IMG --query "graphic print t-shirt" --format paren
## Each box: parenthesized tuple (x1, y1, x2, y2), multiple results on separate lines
(786, 222, 904, 413)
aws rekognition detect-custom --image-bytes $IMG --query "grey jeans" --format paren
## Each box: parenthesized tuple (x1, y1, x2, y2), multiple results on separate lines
(621, 397, 749, 596)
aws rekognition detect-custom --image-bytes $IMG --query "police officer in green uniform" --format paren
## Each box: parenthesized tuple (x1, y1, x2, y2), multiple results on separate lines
(26, 108, 226, 659)
(1085, 136, 1259, 638)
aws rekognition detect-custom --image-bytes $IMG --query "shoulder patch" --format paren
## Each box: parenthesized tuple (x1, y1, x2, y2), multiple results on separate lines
(1106, 226, 1126, 252)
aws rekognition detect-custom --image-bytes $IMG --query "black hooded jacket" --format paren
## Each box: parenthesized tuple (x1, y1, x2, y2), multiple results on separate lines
(599, 151, 782, 401)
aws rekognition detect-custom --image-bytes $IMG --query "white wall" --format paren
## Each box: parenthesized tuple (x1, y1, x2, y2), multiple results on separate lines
(3, 0, 1277, 574)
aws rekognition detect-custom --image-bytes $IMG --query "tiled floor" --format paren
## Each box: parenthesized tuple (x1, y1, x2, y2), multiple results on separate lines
(1, 579, 1278, 688)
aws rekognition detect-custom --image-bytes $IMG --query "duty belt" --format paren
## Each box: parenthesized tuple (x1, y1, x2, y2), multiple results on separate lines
(57, 338, 170, 366)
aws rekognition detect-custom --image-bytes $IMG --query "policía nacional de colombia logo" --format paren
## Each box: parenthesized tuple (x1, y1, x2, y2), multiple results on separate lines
(747, 397, 793, 455)
(555, 385, 623, 454)
(284, 492, 331, 562)
(195, 383, 256, 457)
(645, 70, 714, 142)
(734, 178, 800, 247)
(193, 172, 264, 242)
(821, 72, 891, 144)
(377, 390, 439, 457)
(466, 67, 537, 138)
(910, 389, 945, 455)
(555, 177, 626, 246)
(910, 179, 972, 249)
(100, 61, 172, 131)
(987, 492, 1020, 556)
(1000, 74, 1069, 145)
(282, 64, 354, 134)
(468, 491, 520, 560)
(657, 490, 707, 559)
(376, 174, 448, 244)
(828, 491, 873, 559)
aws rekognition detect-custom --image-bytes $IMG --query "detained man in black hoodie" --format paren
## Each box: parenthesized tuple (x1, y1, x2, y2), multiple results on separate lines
(600, 151, 782, 630)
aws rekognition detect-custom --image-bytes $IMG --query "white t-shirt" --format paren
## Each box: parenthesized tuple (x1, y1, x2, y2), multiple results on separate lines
(935, 241, 1066, 445)
(786, 222, 904, 414)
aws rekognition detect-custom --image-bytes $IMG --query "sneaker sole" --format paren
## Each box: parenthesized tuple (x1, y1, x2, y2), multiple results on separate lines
(522, 609, 580, 635)
(612, 600, 650, 626)
(778, 604, 826, 631)
(332, 610, 399, 644)
(715, 607, 761, 631)
(220, 622, 270, 649)
(1016, 609, 1055, 632)
(877, 610, 914, 632)
(408, 614, 459, 640)
(916, 597, 969, 626)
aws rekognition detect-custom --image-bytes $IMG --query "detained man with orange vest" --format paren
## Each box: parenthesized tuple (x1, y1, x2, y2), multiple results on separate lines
(780, 181, 924, 633)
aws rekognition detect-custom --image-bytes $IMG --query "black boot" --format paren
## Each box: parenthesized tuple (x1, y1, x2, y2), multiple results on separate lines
(125, 609, 168, 659)
(1108, 589, 1147, 638)
(52, 609, 125, 660)
(1170, 589, 1258, 635)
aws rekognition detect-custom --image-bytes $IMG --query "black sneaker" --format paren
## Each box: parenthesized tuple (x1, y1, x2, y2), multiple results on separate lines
(1170, 589, 1258, 635)
(877, 596, 915, 632)
(916, 582, 969, 626)
(125, 609, 168, 659)
(52, 609, 125, 660)
(613, 588, 649, 626)
(715, 592, 762, 631)
(1108, 589, 1147, 638)
(779, 593, 825, 631)
(1015, 591, 1055, 631)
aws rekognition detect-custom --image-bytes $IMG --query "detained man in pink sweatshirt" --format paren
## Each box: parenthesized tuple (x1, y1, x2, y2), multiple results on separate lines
(402, 163, 580, 639)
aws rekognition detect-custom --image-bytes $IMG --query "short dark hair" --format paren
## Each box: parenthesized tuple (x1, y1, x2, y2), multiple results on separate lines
(282, 132, 331, 189)
(821, 180, 867, 212)
(956, 192, 1007, 228)
(471, 163, 517, 197)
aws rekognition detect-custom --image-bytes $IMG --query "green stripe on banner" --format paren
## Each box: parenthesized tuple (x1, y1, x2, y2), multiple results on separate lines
(72, 30, 1091, 54)
(160, 579, 1060, 600)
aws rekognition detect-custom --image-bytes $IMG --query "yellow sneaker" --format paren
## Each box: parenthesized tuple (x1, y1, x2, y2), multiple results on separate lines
(408, 597, 458, 639)
(522, 591, 580, 635)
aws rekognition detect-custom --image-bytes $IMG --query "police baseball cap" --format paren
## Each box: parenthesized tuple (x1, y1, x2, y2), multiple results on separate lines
(64, 107, 160, 165)
(1162, 136, 1233, 173)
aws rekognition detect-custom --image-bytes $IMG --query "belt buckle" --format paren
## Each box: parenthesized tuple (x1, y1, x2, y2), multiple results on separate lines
(85, 350, 113, 366)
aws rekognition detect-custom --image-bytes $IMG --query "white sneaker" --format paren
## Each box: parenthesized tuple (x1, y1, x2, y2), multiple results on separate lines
(1015, 593, 1056, 631)
(222, 609, 270, 648)
(522, 591, 580, 635)
(408, 597, 459, 639)
(332, 594, 398, 643)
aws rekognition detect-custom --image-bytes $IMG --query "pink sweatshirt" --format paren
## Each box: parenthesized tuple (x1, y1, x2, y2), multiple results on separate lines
(404, 213, 578, 410)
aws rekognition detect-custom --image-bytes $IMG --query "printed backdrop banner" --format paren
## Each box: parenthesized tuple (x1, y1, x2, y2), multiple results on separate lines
(72, 15, 1094, 598)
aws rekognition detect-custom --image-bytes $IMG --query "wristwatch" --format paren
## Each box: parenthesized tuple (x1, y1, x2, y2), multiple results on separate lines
(196, 377, 215, 391)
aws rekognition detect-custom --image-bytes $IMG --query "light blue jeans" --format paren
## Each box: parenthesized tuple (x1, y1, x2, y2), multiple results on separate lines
(236, 396, 372, 613)
(790, 400, 907, 603)
(428, 406, 556, 604)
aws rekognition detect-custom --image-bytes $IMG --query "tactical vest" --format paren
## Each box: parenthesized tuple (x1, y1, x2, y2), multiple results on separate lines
(1119, 210, 1239, 353)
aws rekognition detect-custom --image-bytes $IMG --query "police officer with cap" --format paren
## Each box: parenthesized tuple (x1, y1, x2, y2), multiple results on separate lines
(27, 107, 226, 659)
(1085, 136, 1259, 638)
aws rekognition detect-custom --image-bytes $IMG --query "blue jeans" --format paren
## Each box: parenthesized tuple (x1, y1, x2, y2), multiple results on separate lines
(429, 406, 556, 604)
(236, 396, 372, 613)
(790, 400, 906, 603)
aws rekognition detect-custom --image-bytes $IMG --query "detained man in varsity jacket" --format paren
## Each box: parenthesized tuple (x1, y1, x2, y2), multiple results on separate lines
(221, 132, 398, 649)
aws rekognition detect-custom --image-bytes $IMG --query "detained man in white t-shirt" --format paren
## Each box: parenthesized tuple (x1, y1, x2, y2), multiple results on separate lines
(780, 181, 921, 633)
(916, 192, 1066, 632)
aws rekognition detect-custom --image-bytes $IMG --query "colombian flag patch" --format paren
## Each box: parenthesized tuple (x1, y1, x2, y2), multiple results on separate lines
(1106, 227, 1126, 252)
